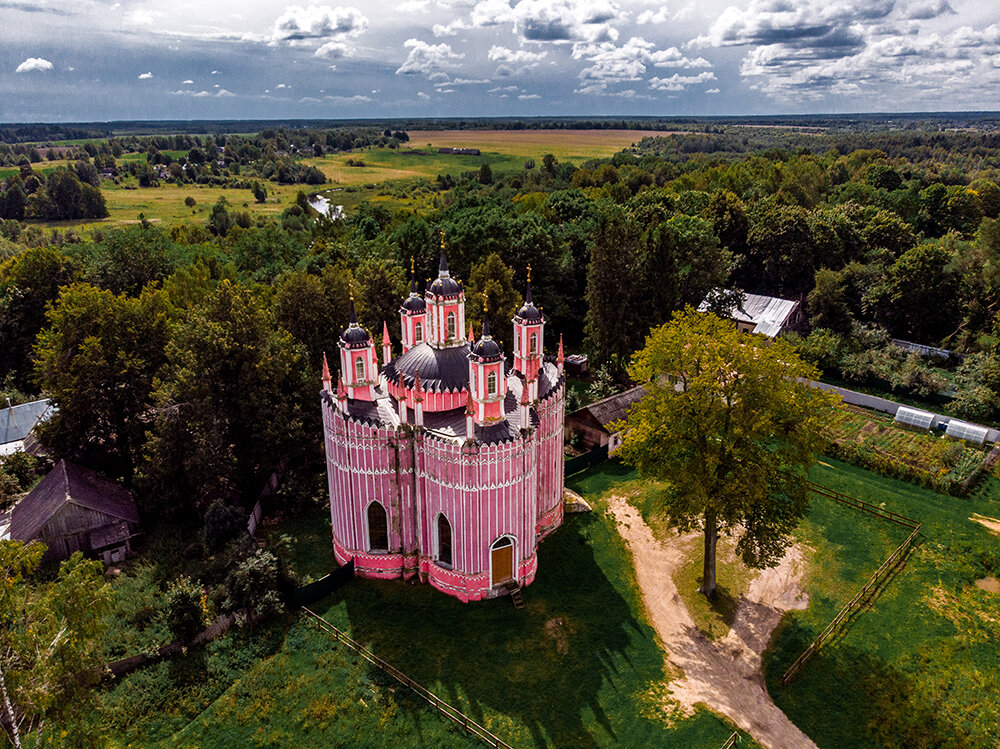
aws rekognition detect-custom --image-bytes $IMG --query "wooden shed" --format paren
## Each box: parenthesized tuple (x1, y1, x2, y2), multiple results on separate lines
(5, 459, 140, 563)
(565, 386, 647, 454)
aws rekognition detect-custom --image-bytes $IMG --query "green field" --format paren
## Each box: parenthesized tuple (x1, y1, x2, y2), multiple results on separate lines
(9, 129, 659, 232)
(96, 461, 750, 748)
(766, 459, 1000, 748)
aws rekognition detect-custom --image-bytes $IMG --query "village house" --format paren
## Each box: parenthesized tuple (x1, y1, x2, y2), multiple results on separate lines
(698, 289, 804, 338)
(564, 386, 647, 455)
(0, 398, 54, 457)
(1, 459, 140, 563)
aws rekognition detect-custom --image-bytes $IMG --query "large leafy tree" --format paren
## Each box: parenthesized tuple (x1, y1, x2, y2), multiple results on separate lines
(143, 280, 311, 512)
(33, 283, 171, 482)
(0, 542, 110, 748)
(0, 246, 77, 388)
(464, 253, 522, 344)
(618, 308, 839, 598)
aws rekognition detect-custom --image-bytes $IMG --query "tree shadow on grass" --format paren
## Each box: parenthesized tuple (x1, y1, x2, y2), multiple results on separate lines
(332, 513, 658, 749)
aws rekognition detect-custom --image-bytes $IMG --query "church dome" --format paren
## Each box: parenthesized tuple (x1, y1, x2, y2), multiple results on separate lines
(384, 342, 471, 392)
(401, 293, 426, 312)
(470, 336, 503, 362)
(429, 276, 461, 297)
(341, 324, 371, 347)
(515, 301, 542, 322)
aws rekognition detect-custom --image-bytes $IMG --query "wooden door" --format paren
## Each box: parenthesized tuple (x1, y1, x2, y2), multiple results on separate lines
(491, 543, 513, 585)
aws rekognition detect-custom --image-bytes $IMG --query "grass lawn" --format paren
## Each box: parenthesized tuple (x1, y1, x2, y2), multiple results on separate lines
(765, 458, 1000, 748)
(101, 460, 751, 748)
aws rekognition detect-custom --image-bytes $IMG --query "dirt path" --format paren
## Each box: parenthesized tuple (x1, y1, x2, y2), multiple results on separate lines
(607, 497, 817, 749)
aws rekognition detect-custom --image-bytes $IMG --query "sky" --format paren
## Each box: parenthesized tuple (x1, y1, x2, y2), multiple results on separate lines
(1, 0, 999, 121)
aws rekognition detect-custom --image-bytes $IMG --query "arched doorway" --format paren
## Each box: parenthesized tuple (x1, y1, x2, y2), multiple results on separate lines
(436, 513, 453, 567)
(367, 501, 388, 552)
(490, 536, 515, 586)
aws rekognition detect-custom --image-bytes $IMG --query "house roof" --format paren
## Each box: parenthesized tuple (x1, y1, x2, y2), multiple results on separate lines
(698, 290, 798, 338)
(9, 459, 139, 542)
(0, 399, 54, 447)
(575, 386, 647, 431)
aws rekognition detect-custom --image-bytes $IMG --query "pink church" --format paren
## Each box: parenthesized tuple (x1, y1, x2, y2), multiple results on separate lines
(321, 251, 566, 601)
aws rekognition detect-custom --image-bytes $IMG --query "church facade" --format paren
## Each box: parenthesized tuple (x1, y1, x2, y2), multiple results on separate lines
(321, 251, 566, 601)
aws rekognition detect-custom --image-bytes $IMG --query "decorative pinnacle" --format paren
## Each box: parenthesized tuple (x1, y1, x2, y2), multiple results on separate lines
(382, 320, 390, 344)
(348, 283, 357, 325)
(438, 231, 449, 276)
(525, 264, 533, 305)
(468, 322, 475, 343)
(413, 371, 424, 399)
(482, 292, 491, 337)
(322, 352, 331, 382)
(466, 391, 475, 416)
(557, 334, 565, 361)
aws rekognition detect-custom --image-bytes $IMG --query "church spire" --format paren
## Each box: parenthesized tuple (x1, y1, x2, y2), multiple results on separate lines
(321, 352, 332, 392)
(438, 231, 450, 277)
(525, 263, 532, 305)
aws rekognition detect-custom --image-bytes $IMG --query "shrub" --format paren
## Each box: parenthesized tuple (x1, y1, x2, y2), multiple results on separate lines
(223, 550, 284, 618)
(166, 576, 205, 643)
(184, 196, 196, 208)
(202, 500, 245, 552)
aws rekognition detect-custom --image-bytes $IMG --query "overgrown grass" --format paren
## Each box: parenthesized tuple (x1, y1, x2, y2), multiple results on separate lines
(104, 460, 754, 748)
(765, 458, 1000, 748)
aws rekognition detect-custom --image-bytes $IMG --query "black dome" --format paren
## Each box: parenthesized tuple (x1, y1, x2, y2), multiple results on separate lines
(429, 276, 461, 297)
(384, 342, 470, 392)
(515, 302, 542, 322)
(401, 294, 426, 312)
(341, 323, 371, 346)
(470, 336, 503, 362)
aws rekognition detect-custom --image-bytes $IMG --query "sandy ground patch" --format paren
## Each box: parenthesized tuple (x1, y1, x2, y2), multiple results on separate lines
(607, 496, 816, 749)
(975, 576, 1000, 593)
(971, 513, 1000, 536)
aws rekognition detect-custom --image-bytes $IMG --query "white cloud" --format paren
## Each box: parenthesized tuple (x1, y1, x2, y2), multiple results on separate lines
(636, 6, 669, 25)
(211, 69, 220, 74)
(15, 57, 53, 73)
(398, 0, 430, 11)
(417, 91, 431, 100)
(436, 77, 490, 85)
(648, 71, 716, 90)
(705, 87, 720, 93)
(570, 37, 713, 92)
(127, 8, 159, 25)
(518, 92, 541, 98)
(433, 18, 467, 36)
(315, 41, 348, 57)
(488, 84, 519, 92)
(395, 38, 464, 75)
(488, 45, 547, 63)
(216, 88, 235, 96)
(467, 0, 624, 43)
(325, 94, 372, 103)
(182, 79, 194, 84)
(138, 71, 153, 79)
(270, 5, 368, 43)
(276, 83, 289, 88)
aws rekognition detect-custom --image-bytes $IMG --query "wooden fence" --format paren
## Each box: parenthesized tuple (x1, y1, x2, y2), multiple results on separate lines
(781, 484, 922, 685)
(293, 560, 355, 605)
(302, 607, 513, 749)
(719, 730, 741, 748)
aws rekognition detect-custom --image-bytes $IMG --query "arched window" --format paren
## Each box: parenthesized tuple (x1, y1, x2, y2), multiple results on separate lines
(414, 321, 423, 342)
(367, 502, 388, 552)
(515, 331, 520, 350)
(471, 367, 477, 391)
(355, 357, 365, 382)
(529, 332, 538, 354)
(447, 311, 456, 339)
(487, 371, 497, 395)
(437, 514, 452, 567)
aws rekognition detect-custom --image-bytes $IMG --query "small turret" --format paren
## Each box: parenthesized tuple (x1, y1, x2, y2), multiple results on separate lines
(339, 291, 376, 402)
(382, 321, 392, 367)
(557, 334, 565, 377)
(413, 371, 425, 427)
(425, 233, 465, 349)
(321, 352, 332, 393)
(468, 293, 506, 425)
(465, 391, 475, 442)
(400, 256, 427, 353)
(513, 264, 544, 386)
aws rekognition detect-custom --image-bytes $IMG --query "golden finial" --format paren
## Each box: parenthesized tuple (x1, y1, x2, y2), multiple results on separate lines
(483, 291, 489, 313)
(440, 230, 446, 251)
(527, 264, 532, 284)
(410, 255, 415, 275)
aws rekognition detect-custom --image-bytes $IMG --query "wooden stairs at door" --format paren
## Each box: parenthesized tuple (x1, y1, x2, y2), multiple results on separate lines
(502, 581, 525, 609)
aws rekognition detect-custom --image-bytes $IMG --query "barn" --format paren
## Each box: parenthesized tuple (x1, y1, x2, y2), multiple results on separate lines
(565, 386, 647, 454)
(4, 459, 140, 563)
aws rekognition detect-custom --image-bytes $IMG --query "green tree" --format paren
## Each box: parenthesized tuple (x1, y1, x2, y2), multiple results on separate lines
(166, 576, 206, 644)
(228, 226, 305, 284)
(464, 253, 522, 343)
(807, 268, 853, 333)
(251, 181, 267, 204)
(143, 281, 310, 511)
(0, 246, 78, 388)
(478, 163, 494, 185)
(617, 308, 838, 598)
(0, 543, 110, 746)
(33, 283, 170, 482)
(72, 225, 182, 296)
(354, 258, 406, 335)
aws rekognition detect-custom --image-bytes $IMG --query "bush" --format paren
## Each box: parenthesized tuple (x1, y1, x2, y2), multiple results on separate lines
(202, 500, 245, 552)
(184, 196, 196, 208)
(166, 576, 205, 643)
(223, 550, 284, 618)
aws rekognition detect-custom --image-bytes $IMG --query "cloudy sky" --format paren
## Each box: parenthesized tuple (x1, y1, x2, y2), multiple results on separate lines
(2, 0, 999, 121)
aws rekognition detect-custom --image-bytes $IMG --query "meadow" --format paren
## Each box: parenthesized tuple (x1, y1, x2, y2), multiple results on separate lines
(86, 453, 1000, 748)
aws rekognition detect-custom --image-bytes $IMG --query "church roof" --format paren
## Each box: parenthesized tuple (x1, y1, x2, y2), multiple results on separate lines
(1, 398, 54, 449)
(384, 342, 471, 393)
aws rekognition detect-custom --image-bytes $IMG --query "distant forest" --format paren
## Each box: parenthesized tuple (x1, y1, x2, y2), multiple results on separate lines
(2, 112, 1000, 143)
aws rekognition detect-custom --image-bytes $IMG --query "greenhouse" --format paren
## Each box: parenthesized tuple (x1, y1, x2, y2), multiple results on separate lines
(945, 420, 989, 447)
(894, 406, 935, 432)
